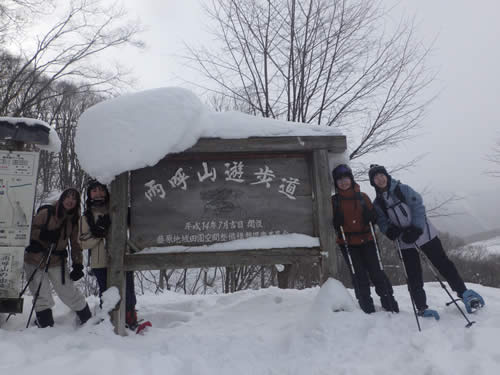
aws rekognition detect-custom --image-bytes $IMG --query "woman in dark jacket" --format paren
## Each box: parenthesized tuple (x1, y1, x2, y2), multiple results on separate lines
(24, 188, 91, 328)
(332, 164, 398, 314)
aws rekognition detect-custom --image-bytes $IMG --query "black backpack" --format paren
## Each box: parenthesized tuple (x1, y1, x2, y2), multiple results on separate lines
(36, 204, 56, 230)
(25, 204, 60, 253)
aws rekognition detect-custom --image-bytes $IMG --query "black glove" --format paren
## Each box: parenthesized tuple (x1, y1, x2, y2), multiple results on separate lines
(385, 225, 401, 241)
(401, 225, 423, 244)
(332, 213, 344, 232)
(91, 214, 111, 238)
(39, 229, 59, 244)
(70, 264, 84, 281)
(363, 208, 377, 225)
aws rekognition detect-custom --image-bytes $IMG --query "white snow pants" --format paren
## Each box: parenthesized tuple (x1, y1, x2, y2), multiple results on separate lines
(24, 263, 87, 313)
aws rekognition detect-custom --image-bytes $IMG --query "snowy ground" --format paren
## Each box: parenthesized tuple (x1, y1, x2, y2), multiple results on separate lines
(1, 280, 498, 375)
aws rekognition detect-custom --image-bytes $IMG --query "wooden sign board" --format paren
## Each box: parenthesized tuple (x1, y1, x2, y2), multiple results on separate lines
(130, 153, 314, 249)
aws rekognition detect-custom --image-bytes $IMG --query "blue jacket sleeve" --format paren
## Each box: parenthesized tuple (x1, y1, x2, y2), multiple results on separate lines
(373, 199, 390, 234)
(399, 183, 426, 230)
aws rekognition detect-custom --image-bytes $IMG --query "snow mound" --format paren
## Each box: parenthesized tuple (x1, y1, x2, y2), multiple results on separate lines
(75, 87, 341, 183)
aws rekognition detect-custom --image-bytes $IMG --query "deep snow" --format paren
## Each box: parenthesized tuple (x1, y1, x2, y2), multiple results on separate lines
(0, 280, 498, 375)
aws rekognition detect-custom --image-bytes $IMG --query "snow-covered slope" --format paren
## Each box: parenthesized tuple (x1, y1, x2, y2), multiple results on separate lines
(1, 280, 498, 375)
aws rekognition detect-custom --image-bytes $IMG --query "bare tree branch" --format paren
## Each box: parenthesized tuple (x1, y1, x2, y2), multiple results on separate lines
(185, 0, 436, 163)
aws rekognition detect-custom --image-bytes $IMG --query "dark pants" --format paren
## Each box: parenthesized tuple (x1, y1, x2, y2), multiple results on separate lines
(92, 268, 137, 311)
(401, 236, 466, 311)
(340, 241, 396, 312)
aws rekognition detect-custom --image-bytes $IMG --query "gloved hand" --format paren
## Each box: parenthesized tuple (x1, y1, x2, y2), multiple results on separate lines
(385, 225, 401, 241)
(332, 213, 344, 232)
(70, 264, 84, 281)
(39, 229, 59, 244)
(91, 214, 111, 238)
(363, 208, 377, 225)
(401, 225, 423, 244)
(462, 289, 485, 313)
(417, 308, 440, 320)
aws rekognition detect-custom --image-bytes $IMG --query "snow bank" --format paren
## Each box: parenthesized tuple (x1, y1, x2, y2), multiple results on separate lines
(75, 87, 341, 183)
(1, 282, 498, 375)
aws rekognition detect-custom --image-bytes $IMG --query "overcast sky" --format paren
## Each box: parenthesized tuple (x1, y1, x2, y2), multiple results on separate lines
(113, 0, 500, 195)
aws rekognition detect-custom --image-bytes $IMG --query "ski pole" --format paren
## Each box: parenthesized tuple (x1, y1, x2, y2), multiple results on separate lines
(369, 222, 397, 313)
(26, 243, 56, 328)
(339, 226, 356, 276)
(339, 225, 363, 302)
(5, 251, 50, 322)
(413, 243, 475, 328)
(395, 240, 421, 332)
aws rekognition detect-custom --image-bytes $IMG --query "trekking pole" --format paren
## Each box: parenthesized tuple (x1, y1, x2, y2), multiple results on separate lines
(369, 222, 397, 313)
(339, 226, 355, 275)
(339, 226, 361, 299)
(413, 244, 475, 328)
(5, 251, 50, 322)
(26, 243, 56, 328)
(394, 240, 421, 332)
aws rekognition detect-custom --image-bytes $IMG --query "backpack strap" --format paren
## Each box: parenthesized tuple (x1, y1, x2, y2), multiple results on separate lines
(394, 184, 406, 204)
(331, 194, 344, 226)
(374, 183, 406, 219)
(333, 192, 372, 227)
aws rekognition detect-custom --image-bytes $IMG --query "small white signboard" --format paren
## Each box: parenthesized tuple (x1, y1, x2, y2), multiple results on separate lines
(0, 150, 39, 247)
(0, 247, 24, 298)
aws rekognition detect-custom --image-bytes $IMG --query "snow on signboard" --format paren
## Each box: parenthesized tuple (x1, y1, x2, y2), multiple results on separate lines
(76, 87, 342, 183)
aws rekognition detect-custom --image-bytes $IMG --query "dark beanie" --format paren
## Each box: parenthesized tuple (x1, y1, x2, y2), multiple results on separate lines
(332, 164, 354, 188)
(368, 164, 390, 187)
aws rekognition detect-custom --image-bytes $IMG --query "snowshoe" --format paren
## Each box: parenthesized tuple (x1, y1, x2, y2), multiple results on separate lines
(135, 320, 152, 335)
(462, 290, 485, 313)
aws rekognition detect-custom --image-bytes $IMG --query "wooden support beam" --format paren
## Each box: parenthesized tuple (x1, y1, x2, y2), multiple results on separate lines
(124, 248, 321, 271)
(184, 136, 346, 153)
(107, 172, 129, 336)
(311, 149, 338, 281)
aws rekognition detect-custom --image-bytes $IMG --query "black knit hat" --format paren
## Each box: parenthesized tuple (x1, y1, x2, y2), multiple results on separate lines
(368, 164, 390, 187)
(332, 164, 354, 188)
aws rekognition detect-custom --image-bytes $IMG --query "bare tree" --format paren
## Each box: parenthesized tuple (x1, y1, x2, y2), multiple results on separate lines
(186, 0, 435, 160)
(0, 0, 144, 117)
(1, 0, 144, 196)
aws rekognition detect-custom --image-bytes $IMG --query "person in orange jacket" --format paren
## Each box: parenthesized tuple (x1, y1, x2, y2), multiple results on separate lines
(331, 164, 398, 313)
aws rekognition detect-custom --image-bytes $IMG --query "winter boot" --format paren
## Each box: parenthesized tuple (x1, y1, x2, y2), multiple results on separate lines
(126, 309, 139, 330)
(35, 308, 54, 328)
(380, 295, 399, 313)
(462, 289, 485, 313)
(358, 296, 375, 314)
(76, 304, 92, 325)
